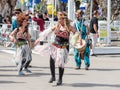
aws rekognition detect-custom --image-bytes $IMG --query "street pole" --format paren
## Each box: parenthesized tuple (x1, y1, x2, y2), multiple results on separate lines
(68, 0, 75, 20)
(32, 0, 35, 13)
(107, 0, 111, 44)
(90, 0, 93, 20)
(55, 0, 57, 11)
(51, 0, 54, 26)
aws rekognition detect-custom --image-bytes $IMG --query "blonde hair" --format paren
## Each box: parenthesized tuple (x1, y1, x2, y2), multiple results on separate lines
(54, 12, 72, 32)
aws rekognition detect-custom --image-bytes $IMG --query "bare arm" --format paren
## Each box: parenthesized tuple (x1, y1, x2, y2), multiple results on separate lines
(34, 24, 57, 46)
(9, 28, 17, 42)
(69, 25, 76, 34)
(93, 24, 99, 38)
(86, 24, 90, 35)
(27, 32, 31, 48)
(93, 24, 98, 33)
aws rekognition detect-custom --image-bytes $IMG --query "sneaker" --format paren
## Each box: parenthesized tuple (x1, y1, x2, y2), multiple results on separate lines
(91, 54, 97, 56)
(75, 66, 81, 70)
(18, 71, 25, 76)
(85, 65, 90, 70)
(90, 51, 94, 56)
(24, 68, 32, 73)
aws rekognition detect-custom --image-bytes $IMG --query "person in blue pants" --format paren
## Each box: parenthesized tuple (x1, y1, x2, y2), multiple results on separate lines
(73, 10, 91, 70)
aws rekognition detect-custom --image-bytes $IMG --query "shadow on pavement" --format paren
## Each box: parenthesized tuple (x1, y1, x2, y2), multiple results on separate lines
(65, 73, 84, 76)
(0, 81, 25, 84)
(0, 69, 17, 71)
(0, 74, 24, 77)
(90, 68, 120, 71)
(25, 72, 50, 77)
(0, 66, 16, 68)
(63, 83, 120, 88)
(31, 66, 74, 69)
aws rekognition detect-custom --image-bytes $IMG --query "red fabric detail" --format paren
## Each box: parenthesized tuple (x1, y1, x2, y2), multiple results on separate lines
(32, 17, 45, 32)
(55, 30, 69, 39)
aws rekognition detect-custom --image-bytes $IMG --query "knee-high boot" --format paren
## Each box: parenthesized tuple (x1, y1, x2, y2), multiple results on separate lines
(49, 56, 56, 83)
(57, 67, 64, 85)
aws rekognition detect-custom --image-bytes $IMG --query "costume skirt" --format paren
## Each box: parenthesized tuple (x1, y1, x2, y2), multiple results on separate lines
(50, 45, 69, 68)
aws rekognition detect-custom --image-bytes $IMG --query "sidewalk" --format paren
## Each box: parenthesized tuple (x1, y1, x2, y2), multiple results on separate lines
(94, 47, 120, 55)
(0, 45, 120, 55)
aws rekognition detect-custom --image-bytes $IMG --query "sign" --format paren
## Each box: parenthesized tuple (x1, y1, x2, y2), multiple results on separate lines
(113, 21, 120, 31)
(98, 21, 107, 43)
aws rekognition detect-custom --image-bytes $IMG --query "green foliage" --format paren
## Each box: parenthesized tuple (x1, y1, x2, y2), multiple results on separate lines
(35, 2, 42, 11)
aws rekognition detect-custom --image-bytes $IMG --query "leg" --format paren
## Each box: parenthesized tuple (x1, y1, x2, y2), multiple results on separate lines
(84, 45, 90, 70)
(49, 56, 56, 83)
(24, 46, 32, 73)
(90, 33, 97, 54)
(17, 58, 26, 75)
(24, 60, 32, 73)
(74, 48, 81, 69)
(57, 67, 64, 85)
(17, 47, 25, 75)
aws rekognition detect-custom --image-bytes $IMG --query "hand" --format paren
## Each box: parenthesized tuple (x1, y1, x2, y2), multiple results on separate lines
(80, 40, 82, 45)
(96, 33, 99, 38)
(13, 39, 17, 43)
(34, 39, 40, 46)
(10, 37, 16, 43)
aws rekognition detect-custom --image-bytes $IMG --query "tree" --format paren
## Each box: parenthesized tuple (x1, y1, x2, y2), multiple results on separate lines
(0, 0, 17, 18)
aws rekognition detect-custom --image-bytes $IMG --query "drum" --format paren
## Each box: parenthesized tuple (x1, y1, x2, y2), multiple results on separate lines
(74, 39, 86, 52)
(70, 32, 86, 52)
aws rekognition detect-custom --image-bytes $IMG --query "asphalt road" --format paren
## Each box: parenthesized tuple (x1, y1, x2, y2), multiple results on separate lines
(0, 48, 120, 90)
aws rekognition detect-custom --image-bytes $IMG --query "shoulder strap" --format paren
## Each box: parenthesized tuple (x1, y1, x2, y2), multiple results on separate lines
(75, 19, 84, 33)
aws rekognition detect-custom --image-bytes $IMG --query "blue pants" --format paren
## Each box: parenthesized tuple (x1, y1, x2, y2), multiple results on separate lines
(74, 41, 90, 67)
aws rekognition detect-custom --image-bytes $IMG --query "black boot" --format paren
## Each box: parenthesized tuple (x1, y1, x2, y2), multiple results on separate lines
(49, 77, 56, 83)
(49, 56, 56, 83)
(57, 67, 64, 85)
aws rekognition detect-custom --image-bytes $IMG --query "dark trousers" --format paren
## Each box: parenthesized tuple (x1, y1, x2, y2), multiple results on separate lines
(18, 59, 31, 72)
(50, 56, 64, 81)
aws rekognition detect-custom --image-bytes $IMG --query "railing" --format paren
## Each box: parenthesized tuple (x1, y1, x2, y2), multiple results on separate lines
(0, 24, 12, 47)
(0, 21, 56, 47)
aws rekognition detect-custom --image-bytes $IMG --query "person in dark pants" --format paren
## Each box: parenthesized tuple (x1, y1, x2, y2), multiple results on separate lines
(47, 11, 82, 85)
(34, 12, 82, 85)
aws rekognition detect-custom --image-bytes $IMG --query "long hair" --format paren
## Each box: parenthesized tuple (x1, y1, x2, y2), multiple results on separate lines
(17, 13, 28, 26)
(57, 12, 71, 32)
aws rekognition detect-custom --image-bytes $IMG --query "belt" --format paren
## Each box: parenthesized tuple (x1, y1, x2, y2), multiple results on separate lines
(16, 41, 27, 47)
(52, 43, 66, 49)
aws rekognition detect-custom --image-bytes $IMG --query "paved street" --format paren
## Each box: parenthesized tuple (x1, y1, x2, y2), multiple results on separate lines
(0, 47, 120, 90)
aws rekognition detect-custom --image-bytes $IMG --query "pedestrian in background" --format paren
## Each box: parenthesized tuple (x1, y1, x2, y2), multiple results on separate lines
(73, 10, 91, 70)
(90, 10, 99, 56)
(11, 8, 22, 32)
